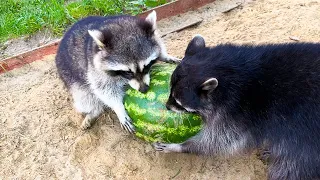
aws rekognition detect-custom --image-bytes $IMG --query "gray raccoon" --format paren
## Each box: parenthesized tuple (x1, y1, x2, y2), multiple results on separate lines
(55, 11, 180, 132)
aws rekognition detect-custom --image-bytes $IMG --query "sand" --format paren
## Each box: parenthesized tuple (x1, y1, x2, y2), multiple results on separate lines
(1, 0, 320, 179)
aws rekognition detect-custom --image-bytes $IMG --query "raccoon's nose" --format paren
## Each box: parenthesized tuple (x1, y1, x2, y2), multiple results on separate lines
(139, 85, 149, 93)
(165, 103, 171, 110)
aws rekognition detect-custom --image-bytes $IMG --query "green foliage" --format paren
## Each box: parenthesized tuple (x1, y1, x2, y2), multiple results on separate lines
(125, 0, 167, 15)
(0, 0, 72, 42)
(66, 0, 126, 20)
(0, 0, 167, 43)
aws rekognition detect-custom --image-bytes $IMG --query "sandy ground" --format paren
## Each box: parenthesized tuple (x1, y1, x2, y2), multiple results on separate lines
(1, 0, 320, 179)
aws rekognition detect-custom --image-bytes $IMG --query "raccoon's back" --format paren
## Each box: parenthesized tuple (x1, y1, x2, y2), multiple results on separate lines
(212, 44, 320, 151)
(250, 43, 320, 104)
(215, 43, 320, 101)
(210, 43, 320, 117)
(55, 16, 107, 87)
(223, 43, 320, 136)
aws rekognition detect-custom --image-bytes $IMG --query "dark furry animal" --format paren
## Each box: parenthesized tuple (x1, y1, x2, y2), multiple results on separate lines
(155, 35, 320, 180)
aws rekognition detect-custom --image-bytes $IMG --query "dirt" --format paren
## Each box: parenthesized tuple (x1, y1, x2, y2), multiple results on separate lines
(1, 0, 320, 179)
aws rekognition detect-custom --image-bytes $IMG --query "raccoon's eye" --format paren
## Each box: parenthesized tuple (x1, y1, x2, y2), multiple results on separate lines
(119, 71, 134, 79)
(143, 60, 157, 73)
(108, 70, 134, 79)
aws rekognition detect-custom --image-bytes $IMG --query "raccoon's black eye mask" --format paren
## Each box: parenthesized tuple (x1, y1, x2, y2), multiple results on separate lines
(107, 59, 157, 78)
(108, 70, 134, 79)
(142, 59, 158, 73)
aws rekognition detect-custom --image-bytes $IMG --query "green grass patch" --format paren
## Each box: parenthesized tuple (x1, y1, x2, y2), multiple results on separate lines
(0, 0, 167, 43)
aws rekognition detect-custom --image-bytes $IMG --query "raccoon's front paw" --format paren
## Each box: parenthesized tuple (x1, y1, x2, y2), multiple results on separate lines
(120, 116, 135, 133)
(161, 55, 182, 64)
(257, 149, 271, 164)
(153, 142, 182, 153)
(167, 56, 182, 64)
(168, 56, 182, 64)
(80, 115, 95, 130)
(80, 121, 91, 130)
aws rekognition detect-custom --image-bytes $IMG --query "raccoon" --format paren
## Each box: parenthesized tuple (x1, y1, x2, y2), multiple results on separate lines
(154, 35, 320, 179)
(55, 11, 180, 132)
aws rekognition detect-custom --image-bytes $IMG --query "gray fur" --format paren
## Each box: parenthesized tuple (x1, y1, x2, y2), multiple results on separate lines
(154, 109, 253, 155)
(55, 11, 179, 132)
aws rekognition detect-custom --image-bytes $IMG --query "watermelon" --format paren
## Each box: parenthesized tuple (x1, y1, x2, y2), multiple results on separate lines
(124, 63, 202, 143)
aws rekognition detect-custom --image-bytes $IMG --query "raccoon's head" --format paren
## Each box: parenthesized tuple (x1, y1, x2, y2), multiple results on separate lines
(88, 11, 163, 93)
(166, 35, 219, 113)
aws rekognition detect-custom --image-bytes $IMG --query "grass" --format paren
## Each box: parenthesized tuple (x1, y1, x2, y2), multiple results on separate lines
(0, 0, 167, 43)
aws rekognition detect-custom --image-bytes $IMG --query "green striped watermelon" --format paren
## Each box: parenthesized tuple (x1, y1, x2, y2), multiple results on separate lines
(124, 63, 202, 143)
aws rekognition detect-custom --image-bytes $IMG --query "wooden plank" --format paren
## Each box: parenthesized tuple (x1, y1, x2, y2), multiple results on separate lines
(0, 40, 59, 73)
(160, 18, 203, 37)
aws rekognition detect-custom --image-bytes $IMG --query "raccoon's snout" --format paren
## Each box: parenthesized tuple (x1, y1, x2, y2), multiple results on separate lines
(166, 97, 176, 111)
(129, 79, 149, 93)
(165, 103, 171, 110)
(139, 84, 149, 93)
(166, 98, 187, 112)
(165, 99, 176, 111)
(166, 103, 184, 113)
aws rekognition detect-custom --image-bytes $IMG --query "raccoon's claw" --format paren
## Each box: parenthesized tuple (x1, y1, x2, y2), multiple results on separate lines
(80, 115, 95, 130)
(257, 149, 271, 164)
(161, 55, 182, 64)
(153, 142, 166, 151)
(80, 122, 90, 130)
(168, 56, 182, 64)
(120, 117, 135, 133)
(153, 142, 182, 153)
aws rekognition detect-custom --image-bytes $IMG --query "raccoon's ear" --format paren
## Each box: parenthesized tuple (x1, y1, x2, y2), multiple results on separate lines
(200, 78, 218, 93)
(88, 30, 106, 48)
(145, 10, 157, 31)
(185, 35, 206, 57)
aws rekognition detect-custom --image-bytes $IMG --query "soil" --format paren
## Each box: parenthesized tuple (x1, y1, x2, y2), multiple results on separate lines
(1, 0, 320, 179)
